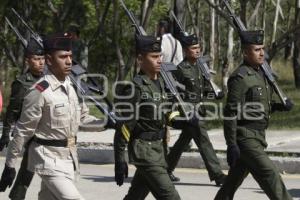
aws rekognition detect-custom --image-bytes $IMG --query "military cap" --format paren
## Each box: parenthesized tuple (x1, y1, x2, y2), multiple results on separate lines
(179, 33, 199, 48)
(43, 32, 72, 52)
(135, 35, 161, 53)
(240, 30, 264, 45)
(158, 19, 169, 30)
(25, 37, 44, 56)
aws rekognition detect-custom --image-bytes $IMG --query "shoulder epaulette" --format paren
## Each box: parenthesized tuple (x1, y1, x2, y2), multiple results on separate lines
(133, 75, 143, 85)
(236, 66, 249, 78)
(35, 80, 49, 92)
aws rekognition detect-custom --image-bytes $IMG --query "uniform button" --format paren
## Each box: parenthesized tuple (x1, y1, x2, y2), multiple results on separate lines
(148, 142, 151, 145)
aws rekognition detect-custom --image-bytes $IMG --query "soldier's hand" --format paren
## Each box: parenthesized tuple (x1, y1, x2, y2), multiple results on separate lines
(271, 98, 294, 112)
(114, 162, 128, 186)
(284, 98, 294, 111)
(0, 134, 10, 151)
(226, 144, 240, 168)
(0, 164, 16, 192)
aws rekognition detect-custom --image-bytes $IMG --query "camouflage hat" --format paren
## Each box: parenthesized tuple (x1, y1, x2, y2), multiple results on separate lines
(43, 32, 72, 52)
(179, 33, 199, 48)
(25, 37, 44, 56)
(135, 35, 161, 53)
(240, 30, 264, 45)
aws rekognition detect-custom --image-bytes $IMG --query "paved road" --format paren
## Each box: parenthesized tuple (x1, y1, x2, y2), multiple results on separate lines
(0, 158, 300, 200)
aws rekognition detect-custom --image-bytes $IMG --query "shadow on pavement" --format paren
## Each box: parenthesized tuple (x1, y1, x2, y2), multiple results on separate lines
(174, 182, 217, 187)
(289, 188, 300, 198)
(81, 175, 133, 183)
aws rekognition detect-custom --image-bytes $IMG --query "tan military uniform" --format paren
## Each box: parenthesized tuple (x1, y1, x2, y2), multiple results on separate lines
(5, 71, 100, 200)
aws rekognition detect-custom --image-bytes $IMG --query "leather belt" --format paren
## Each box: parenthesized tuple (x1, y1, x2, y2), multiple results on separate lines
(135, 130, 165, 141)
(33, 136, 76, 147)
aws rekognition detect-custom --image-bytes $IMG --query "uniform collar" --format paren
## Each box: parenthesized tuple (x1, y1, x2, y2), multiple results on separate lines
(25, 71, 42, 82)
(45, 71, 70, 91)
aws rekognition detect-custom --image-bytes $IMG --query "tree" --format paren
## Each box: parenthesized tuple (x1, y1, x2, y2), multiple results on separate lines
(293, 0, 300, 88)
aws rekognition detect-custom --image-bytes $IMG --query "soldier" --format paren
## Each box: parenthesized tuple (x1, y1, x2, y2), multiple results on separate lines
(214, 30, 293, 200)
(0, 38, 45, 152)
(0, 37, 45, 199)
(157, 19, 183, 65)
(0, 32, 101, 200)
(114, 35, 181, 200)
(166, 33, 227, 186)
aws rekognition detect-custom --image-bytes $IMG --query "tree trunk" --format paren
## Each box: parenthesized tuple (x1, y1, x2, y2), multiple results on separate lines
(271, 0, 281, 43)
(141, 0, 155, 30)
(223, 0, 235, 92)
(293, 0, 300, 88)
(209, 0, 216, 70)
(223, 25, 234, 93)
(239, 0, 248, 28)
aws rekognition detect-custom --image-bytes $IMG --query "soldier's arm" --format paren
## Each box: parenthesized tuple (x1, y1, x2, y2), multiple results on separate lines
(2, 80, 25, 137)
(113, 84, 141, 162)
(223, 76, 246, 146)
(5, 89, 44, 168)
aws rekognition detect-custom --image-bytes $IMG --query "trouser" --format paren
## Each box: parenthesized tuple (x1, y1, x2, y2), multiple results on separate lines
(9, 141, 34, 200)
(124, 165, 181, 200)
(214, 136, 292, 200)
(38, 175, 84, 200)
(167, 121, 223, 180)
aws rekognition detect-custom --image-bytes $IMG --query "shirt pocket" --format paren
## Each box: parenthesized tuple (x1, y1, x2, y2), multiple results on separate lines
(246, 86, 263, 102)
(50, 103, 70, 128)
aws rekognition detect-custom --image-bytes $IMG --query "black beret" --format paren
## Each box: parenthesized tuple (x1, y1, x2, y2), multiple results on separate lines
(43, 32, 72, 52)
(135, 35, 161, 53)
(179, 33, 199, 48)
(240, 30, 264, 45)
(25, 37, 44, 56)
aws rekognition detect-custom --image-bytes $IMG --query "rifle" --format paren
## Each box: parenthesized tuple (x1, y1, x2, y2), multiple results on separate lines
(70, 63, 117, 126)
(222, 0, 290, 107)
(10, 8, 43, 49)
(171, 11, 224, 99)
(119, 0, 190, 119)
(5, 17, 27, 47)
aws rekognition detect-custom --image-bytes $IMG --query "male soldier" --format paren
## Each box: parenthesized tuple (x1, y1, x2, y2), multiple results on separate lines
(157, 19, 183, 65)
(0, 38, 45, 151)
(114, 35, 181, 200)
(166, 33, 226, 186)
(214, 30, 293, 200)
(0, 38, 45, 200)
(0, 32, 101, 200)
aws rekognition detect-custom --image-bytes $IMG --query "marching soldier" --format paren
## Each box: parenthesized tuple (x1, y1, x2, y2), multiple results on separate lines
(167, 33, 226, 185)
(0, 38, 45, 199)
(114, 35, 182, 200)
(0, 32, 102, 200)
(214, 30, 293, 200)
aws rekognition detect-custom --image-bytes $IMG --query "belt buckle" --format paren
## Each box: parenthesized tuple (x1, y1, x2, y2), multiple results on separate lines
(67, 137, 76, 147)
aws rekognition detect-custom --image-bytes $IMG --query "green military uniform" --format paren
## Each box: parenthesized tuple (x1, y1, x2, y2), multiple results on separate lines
(114, 35, 181, 200)
(115, 73, 180, 200)
(167, 34, 225, 183)
(215, 30, 292, 200)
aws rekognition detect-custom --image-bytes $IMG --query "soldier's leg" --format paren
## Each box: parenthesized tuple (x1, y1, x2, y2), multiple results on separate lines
(138, 165, 181, 200)
(9, 147, 34, 200)
(39, 175, 85, 200)
(214, 159, 249, 200)
(124, 168, 150, 200)
(167, 130, 192, 172)
(240, 138, 293, 200)
(38, 180, 58, 200)
(187, 123, 224, 181)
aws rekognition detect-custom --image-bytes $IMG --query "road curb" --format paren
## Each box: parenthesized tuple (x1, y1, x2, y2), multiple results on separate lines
(77, 145, 300, 174)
